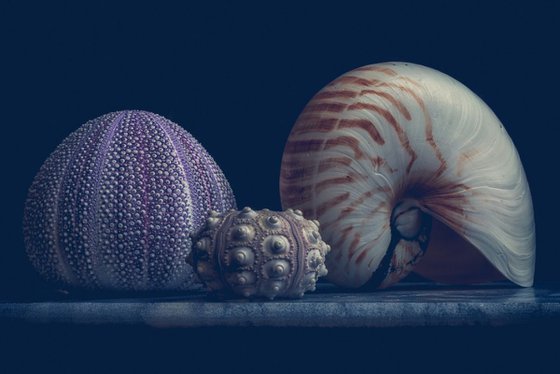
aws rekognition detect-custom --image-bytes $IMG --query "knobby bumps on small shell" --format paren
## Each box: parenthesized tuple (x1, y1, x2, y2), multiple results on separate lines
(191, 207, 330, 300)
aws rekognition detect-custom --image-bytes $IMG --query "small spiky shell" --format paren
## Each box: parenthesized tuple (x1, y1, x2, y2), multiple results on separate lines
(191, 207, 330, 300)
(23, 110, 236, 291)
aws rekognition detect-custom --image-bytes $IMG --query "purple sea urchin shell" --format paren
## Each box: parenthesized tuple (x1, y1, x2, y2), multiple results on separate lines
(23, 110, 236, 291)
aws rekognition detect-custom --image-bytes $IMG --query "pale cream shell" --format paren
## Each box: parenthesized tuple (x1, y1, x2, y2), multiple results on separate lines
(280, 62, 535, 288)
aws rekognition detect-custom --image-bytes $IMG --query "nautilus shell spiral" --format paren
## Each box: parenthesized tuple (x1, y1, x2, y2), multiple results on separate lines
(24, 110, 236, 291)
(191, 207, 330, 299)
(280, 62, 535, 289)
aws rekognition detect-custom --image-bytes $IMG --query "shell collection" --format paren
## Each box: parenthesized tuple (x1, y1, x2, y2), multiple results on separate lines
(280, 62, 535, 289)
(24, 62, 536, 298)
(191, 207, 330, 299)
(24, 110, 236, 291)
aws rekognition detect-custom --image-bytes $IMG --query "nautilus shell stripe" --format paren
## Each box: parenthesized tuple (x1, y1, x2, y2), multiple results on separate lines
(280, 62, 535, 288)
(24, 110, 236, 291)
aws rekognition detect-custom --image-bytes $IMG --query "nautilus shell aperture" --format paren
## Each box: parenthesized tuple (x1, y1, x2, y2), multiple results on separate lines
(280, 62, 535, 289)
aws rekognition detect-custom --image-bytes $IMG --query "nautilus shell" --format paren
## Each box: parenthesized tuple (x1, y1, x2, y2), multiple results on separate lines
(191, 207, 330, 299)
(280, 62, 535, 289)
(24, 110, 236, 291)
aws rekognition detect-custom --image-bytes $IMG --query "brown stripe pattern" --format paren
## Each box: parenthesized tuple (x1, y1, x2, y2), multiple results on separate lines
(280, 62, 450, 288)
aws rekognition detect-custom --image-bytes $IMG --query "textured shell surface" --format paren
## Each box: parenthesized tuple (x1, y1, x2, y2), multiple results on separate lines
(24, 110, 237, 291)
(280, 62, 535, 289)
(192, 207, 330, 300)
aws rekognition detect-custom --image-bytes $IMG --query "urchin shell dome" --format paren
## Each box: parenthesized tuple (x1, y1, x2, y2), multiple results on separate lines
(23, 110, 237, 291)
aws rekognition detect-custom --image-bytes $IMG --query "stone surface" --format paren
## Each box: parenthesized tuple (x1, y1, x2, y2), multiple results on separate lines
(1, 282, 559, 327)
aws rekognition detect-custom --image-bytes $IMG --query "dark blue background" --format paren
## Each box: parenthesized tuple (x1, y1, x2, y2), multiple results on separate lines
(1, 1, 558, 298)
(1, 1, 558, 372)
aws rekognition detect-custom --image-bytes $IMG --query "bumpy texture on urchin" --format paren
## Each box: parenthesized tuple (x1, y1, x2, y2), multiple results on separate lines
(192, 207, 330, 300)
(24, 110, 236, 291)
